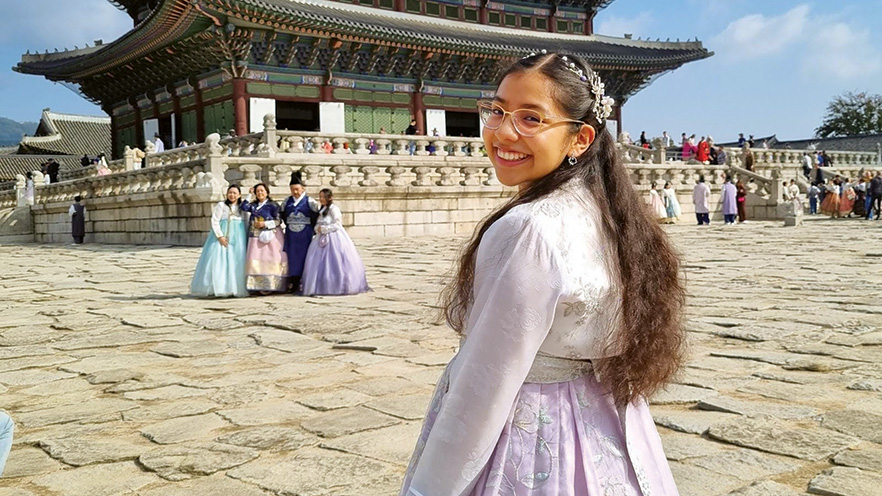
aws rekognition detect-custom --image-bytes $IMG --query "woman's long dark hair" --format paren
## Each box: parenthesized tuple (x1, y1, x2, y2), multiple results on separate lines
(224, 184, 242, 206)
(319, 188, 333, 217)
(441, 52, 685, 406)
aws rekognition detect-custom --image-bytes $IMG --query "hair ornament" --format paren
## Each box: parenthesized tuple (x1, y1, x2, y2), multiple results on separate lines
(520, 50, 615, 121)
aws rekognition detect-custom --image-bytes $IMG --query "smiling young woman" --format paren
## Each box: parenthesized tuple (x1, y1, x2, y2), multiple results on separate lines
(399, 52, 686, 496)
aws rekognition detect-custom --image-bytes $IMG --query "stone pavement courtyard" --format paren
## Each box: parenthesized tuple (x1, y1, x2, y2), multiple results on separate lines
(1, 218, 881, 496)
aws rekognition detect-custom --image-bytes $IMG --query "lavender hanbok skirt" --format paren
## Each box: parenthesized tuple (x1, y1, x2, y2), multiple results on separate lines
(400, 363, 679, 496)
(300, 229, 369, 296)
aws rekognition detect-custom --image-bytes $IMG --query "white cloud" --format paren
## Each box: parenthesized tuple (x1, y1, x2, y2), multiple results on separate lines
(807, 23, 881, 79)
(712, 5, 809, 60)
(0, 0, 131, 50)
(596, 12, 653, 38)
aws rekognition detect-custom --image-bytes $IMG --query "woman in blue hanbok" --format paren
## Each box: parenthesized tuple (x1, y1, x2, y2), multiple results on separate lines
(190, 184, 249, 297)
(282, 171, 319, 293)
(241, 183, 288, 293)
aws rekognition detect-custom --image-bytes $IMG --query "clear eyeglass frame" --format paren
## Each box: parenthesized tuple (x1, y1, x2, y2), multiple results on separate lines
(477, 100, 585, 137)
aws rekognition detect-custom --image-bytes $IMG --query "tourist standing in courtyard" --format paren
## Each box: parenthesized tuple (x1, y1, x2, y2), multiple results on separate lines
(693, 174, 711, 225)
(241, 183, 288, 293)
(68, 195, 86, 244)
(648, 181, 668, 222)
(301, 189, 369, 296)
(663, 182, 681, 223)
(839, 178, 855, 217)
(190, 184, 249, 298)
(282, 172, 319, 293)
(736, 179, 748, 223)
(400, 51, 684, 496)
(721, 174, 737, 224)
(808, 182, 820, 215)
(870, 171, 882, 219)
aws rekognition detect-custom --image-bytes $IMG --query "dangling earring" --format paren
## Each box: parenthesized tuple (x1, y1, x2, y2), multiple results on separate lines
(568, 153, 577, 166)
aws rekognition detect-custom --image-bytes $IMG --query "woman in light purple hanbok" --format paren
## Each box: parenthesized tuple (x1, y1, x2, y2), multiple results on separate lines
(400, 52, 685, 496)
(300, 189, 369, 296)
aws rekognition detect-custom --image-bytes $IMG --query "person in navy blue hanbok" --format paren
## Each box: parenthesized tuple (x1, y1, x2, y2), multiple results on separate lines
(241, 183, 288, 293)
(282, 171, 320, 293)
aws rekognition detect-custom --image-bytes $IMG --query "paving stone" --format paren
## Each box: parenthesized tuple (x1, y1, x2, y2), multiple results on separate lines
(344, 376, 431, 397)
(365, 393, 432, 421)
(302, 405, 400, 438)
(123, 385, 214, 401)
(59, 352, 178, 375)
(86, 368, 144, 384)
(209, 384, 285, 406)
(707, 417, 860, 461)
(122, 399, 219, 421)
(697, 396, 820, 419)
(322, 421, 421, 465)
(657, 429, 728, 461)
(0, 488, 36, 496)
(689, 447, 801, 481)
(653, 408, 740, 435)
(137, 474, 271, 496)
(215, 426, 319, 451)
(650, 383, 719, 405)
(726, 480, 805, 496)
(808, 466, 882, 496)
(138, 442, 259, 481)
(821, 409, 882, 444)
(39, 436, 149, 466)
(833, 445, 882, 472)
(227, 448, 399, 496)
(249, 328, 328, 353)
(669, 461, 744, 496)
(216, 401, 316, 426)
(0, 369, 76, 387)
(297, 388, 374, 411)
(2, 446, 65, 478)
(141, 413, 230, 444)
(30, 461, 158, 495)
(15, 398, 138, 428)
(151, 340, 229, 357)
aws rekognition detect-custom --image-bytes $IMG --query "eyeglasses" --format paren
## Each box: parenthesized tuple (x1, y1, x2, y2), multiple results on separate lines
(477, 101, 584, 137)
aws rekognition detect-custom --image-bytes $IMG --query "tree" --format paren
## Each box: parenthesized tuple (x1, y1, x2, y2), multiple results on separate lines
(815, 91, 882, 138)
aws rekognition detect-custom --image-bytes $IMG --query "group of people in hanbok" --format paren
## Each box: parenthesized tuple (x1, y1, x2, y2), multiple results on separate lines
(189, 172, 369, 298)
(817, 172, 882, 219)
(647, 181, 681, 223)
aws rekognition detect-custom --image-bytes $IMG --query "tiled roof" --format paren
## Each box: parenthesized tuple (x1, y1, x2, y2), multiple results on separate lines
(247, 0, 711, 67)
(718, 133, 882, 153)
(0, 155, 78, 182)
(17, 110, 111, 156)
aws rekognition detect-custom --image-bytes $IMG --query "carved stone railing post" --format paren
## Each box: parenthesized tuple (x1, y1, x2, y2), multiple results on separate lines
(433, 140, 449, 157)
(393, 139, 410, 156)
(353, 138, 371, 155)
(123, 146, 135, 171)
(452, 140, 467, 157)
(332, 137, 349, 154)
(461, 166, 482, 186)
(436, 167, 457, 186)
(330, 165, 352, 187)
(359, 166, 380, 186)
(415, 140, 430, 156)
(386, 166, 407, 186)
(483, 166, 497, 186)
(412, 166, 433, 186)
(15, 175, 27, 207)
(262, 114, 278, 157)
(303, 165, 324, 187)
(239, 164, 262, 191)
(376, 139, 392, 156)
(310, 137, 324, 154)
(468, 142, 483, 157)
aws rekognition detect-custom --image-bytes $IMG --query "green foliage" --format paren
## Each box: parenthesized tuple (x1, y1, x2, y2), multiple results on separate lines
(815, 91, 882, 138)
(0, 118, 38, 147)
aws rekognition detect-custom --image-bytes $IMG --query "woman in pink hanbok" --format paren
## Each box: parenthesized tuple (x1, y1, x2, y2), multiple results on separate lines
(400, 52, 685, 496)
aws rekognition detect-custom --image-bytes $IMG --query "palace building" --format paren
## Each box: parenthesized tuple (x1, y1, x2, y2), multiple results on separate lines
(15, 0, 710, 158)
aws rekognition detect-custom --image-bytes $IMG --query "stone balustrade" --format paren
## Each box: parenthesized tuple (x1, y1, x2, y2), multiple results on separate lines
(275, 130, 486, 158)
(0, 188, 16, 209)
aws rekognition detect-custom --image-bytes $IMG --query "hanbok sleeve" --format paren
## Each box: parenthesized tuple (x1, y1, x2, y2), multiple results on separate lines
(308, 196, 321, 212)
(322, 205, 343, 233)
(68, 205, 76, 217)
(404, 211, 563, 496)
(211, 203, 225, 239)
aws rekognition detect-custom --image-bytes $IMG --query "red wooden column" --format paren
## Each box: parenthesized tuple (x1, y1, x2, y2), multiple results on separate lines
(585, 11, 594, 35)
(232, 79, 248, 137)
(132, 98, 144, 148)
(321, 83, 334, 101)
(411, 90, 425, 135)
(106, 107, 118, 159)
(614, 103, 622, 138)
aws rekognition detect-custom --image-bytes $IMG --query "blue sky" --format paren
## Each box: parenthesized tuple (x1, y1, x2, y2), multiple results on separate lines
(0, 0, 879, 141)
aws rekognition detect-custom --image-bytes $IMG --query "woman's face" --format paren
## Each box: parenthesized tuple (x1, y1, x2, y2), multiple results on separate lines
(483, 71, 590, 191)
(319, 192, 329, 206)
(255, 185, 268, 201)
(226, 187, 241, 203)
